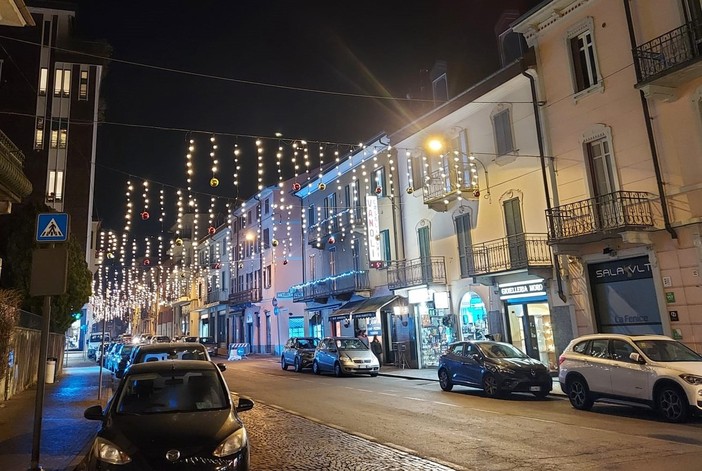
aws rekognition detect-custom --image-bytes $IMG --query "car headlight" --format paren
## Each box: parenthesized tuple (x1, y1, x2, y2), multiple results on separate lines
(340, 354, 354, 364)
(213, 428, 247, 457)
(680, 374, 702, 385)
(485, 364, 515, 375)
(94, 437, 131, 465)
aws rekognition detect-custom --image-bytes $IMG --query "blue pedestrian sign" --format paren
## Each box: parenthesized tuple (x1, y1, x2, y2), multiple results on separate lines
(36, 213, 69, 243)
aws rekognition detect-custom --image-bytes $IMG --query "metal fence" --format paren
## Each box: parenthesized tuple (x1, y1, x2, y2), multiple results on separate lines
(387, 256, 447, 290)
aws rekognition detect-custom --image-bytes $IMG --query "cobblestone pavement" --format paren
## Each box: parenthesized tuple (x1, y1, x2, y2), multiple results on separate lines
(242, 399, 461, 471)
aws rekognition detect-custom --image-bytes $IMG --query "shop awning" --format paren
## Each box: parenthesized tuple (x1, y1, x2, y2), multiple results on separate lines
(351, 295, 400, 319)
(328, 299, 365, 321)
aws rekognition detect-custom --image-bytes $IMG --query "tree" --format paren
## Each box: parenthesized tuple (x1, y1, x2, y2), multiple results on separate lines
(0, 202, 92, 332)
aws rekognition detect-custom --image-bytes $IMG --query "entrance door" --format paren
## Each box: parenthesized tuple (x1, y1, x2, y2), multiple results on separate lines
(507, 302, 556, 368)
(503, 198, 526, 269)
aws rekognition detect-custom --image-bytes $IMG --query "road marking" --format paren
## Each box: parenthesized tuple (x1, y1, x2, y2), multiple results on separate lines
(432, 401, 460, 407)
(403, 396, 427, 402)
(379, 392, 396, 396)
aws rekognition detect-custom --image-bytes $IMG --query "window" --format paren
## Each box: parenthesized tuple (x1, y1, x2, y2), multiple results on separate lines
(373, 167, 386, 196)
(263, 265, 271, 289)
(407, 155, 422, 191)
(42, 20, 51, 46)
(263, 228, 270, 248)
(493, 108, 514, 156)
(308, 204, 316, 226)
(288, 317, 304, 338)
(611, 340, 635, 363)
(567, 18, 601, 95)
(46, 170, 64, 202)
(34, 117, 44, 149)
(587, 137, 616, 196)
(50, 120, 67, 149)
(79, 69, 89, 100)
(39, 68, 48, 96)
(344, 184, 351, 223)
(323, 196, 330, 221)
(62, 68, 71, 97)
(326, 193, 336, 220)
(264, 198, 270, 215)
(380, 229, 391, 261)
(247, 210, 252, 225)
(433, 73, 448, 103)
(589, 339, 611, 359)
(353, 179, 362, 219)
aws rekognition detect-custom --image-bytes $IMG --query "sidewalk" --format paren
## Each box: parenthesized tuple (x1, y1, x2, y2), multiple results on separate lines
(378, 365, 566, 396)
(0, 351, 111, 471)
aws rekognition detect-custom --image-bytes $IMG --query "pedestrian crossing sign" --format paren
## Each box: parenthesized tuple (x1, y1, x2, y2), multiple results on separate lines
(36, 213, 69, 243)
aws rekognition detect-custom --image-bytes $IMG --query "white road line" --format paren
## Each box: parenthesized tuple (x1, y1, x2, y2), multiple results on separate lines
(432, 401, 460, 407)
(403, 396, 427, 402)
(379, 392, 396, 396)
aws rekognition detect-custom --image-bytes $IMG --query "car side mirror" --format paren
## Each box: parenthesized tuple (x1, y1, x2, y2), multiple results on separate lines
(217, 362, 226, 372)
(236, 397, 255, 412)
(84, 405, 105, 421)
(629, 352, 645, 364)
(471, 354, 481, 362)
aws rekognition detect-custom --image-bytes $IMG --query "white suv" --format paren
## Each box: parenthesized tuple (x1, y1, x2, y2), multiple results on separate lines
(559, 334, 702, 422)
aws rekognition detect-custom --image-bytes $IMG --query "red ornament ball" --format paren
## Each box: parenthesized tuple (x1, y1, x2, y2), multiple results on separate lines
(473, 190, 481, 198)
(375, 186, 382, 194)
(208, 226, 216, 235)
(292, 182, 301, 191)
(143, 258, 151, 266)
(141, 211, 150, 220)
(328, 236, 335, 245)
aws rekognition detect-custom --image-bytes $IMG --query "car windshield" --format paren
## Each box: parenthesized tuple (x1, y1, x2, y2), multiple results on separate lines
(297, 338, 319, 349)
(335, 338, 367, 350)
(116, 371, 227, 414)
(479, 342, 529, 359)
(634, 339, 702, 362)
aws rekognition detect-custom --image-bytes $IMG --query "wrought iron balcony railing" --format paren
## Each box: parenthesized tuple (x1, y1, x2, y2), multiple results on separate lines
(460, 234, 551, 277)
(292, 270, 370, 302)
(633, 20, 702, 85)
(387, 256, 447, 290)
(206, 289, 229, 304)
(423, 168, 478, 208)
(307, 208, 365, 243)
(228, 287, 262, 305)
(546, 191, 654, 242)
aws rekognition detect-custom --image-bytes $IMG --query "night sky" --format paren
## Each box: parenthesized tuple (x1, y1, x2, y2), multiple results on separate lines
(73, 0, 541, 239)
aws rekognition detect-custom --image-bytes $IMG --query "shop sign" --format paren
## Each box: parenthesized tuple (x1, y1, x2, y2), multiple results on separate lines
(367, 321, 381, 336)
(669, 311, 679, 322)
(408, 287, 430, 304)
(665, 292, 675, 303)
(276, 290, 293, 298)
(366, 194, 381, 261)
(499, 281, 545, 300)
(588, 256, 652, 284)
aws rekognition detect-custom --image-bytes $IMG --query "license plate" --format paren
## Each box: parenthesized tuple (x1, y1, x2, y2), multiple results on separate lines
(529, 386, 541, 392)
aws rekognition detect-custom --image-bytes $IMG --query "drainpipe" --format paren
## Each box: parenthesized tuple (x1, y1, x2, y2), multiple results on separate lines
(623, 0, 678, 239)
(522, 68, 567, 303)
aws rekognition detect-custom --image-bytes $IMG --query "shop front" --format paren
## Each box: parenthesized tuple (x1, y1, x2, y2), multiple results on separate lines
(458, 291, 488, 340)
(498, 278, 557, 371)
(404, 287, 456, 369)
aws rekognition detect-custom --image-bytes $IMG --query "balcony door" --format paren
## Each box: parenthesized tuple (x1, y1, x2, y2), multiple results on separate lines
(418, 226, 432, 282)
(586, 137, 619, 230)
(503, 198, 526, 269)
(455, 213, 473, 277)
(685, 0, 702, 51)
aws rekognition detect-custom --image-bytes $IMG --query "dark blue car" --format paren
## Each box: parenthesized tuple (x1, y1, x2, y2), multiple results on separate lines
(438, 341, 552, 399)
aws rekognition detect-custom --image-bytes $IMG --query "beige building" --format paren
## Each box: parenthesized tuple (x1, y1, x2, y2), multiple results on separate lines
(514, 0, 702, 351)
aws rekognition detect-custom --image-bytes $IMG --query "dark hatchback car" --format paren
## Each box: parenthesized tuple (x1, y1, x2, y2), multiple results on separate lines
(281, 337, 320, 372)
(438, 341, 552, 399)
(82, 360, 254, 470)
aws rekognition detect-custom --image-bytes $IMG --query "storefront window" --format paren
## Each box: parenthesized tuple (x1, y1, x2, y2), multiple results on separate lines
(506, 302, 556, 370)
(418, 303, 455, 367)
(459, 292, 488, 340)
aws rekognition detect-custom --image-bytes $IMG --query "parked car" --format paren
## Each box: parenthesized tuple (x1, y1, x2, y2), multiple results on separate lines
(151, 335, 171, 344)
(82, 360, 254, 470)
(281, 337, 320, 372)
(558, 333, 702, 423)
(87, 332, 111, 359)
(112, 344, 135, 378)
(312, 337, 380, 377)
(198, 337, 218, 357)
(95, 342, 115, 368)
(119, 342, 225, 378)
(438, 341, 552, 399)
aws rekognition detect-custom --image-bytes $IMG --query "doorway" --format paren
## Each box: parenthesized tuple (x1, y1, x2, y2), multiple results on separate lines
(506, 301, 556, 370)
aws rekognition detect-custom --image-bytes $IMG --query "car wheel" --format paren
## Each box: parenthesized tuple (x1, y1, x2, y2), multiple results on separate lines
(281, 356, 288, 370)
(657, 384, 689, 423)
(532, 390, 549, 400)
(567, 376, 593, 411)
(482, 373, 500, 398)
(312, 361, 321, 375)
(438, 368, 453, 392)
(334, 362, 343, 377)
(370, 373, 378, 377)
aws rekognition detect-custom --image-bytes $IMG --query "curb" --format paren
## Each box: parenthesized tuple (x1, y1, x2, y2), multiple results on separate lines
(379, 372, 567, 396)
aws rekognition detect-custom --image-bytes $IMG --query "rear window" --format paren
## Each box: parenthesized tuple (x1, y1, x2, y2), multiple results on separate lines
(136, 347, 208, 363)
(296, 338, 319, 349)
(573, 341, 589, 354)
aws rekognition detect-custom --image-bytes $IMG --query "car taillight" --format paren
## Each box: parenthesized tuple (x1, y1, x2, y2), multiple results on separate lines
(558, 354, 566, 365)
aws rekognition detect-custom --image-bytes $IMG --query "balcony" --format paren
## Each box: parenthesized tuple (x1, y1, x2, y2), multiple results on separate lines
(546, 191, 655, 244)
(461, 234, 551, 277)
(387, 256, 447, 290)
(228, 287, 262, 305)
(206, 289, 229, 304)
(423, 167, 478, 212)
(634, 20, 702, 94)
(292, 270, 370, 303)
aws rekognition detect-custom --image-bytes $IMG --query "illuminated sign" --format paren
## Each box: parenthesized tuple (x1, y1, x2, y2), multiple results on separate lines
(366, 194, 381, 261)
(499, 280, 546, 300)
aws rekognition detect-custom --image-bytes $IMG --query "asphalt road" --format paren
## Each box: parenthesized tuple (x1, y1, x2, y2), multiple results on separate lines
(224, 356, 702, 471)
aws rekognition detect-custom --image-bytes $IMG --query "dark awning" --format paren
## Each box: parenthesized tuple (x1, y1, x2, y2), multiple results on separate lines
(351, 295, 400, 319)
(328, 299, 366, 321)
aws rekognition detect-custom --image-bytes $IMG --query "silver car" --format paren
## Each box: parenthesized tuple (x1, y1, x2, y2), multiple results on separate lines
(312, 337, 380, 377)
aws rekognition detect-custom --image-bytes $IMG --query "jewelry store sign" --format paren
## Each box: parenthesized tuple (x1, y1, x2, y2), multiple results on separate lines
(499, 280, 546, 300)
